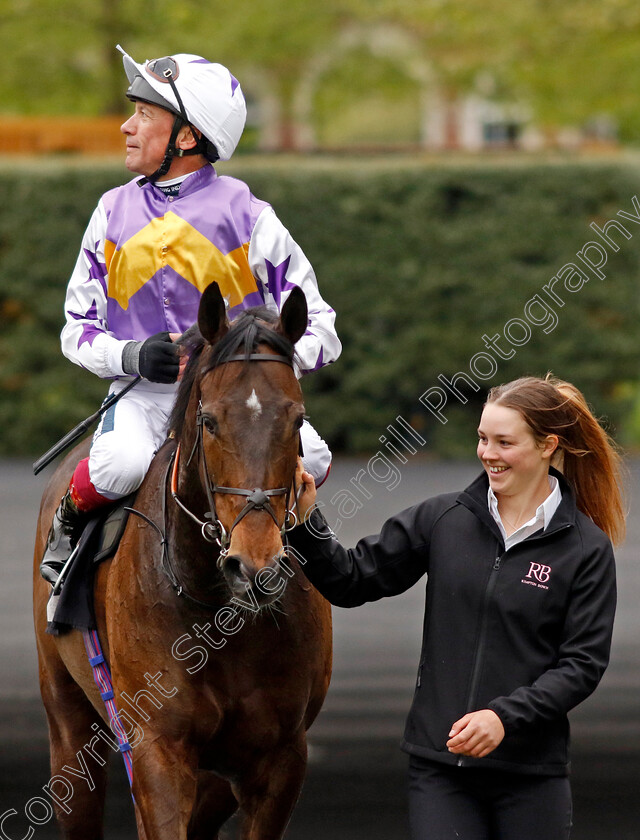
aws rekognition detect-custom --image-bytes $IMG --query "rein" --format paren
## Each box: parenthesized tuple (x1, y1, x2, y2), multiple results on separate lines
(126, 452, 232, 612)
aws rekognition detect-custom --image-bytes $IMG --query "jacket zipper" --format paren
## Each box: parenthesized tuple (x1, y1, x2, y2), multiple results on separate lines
(457, 550, 503, 766)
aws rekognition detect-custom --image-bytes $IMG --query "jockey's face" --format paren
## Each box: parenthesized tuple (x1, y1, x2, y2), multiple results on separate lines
(121, 101, 175, 178)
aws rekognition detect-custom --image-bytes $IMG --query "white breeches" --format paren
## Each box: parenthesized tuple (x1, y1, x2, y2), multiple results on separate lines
(89, 380, 332, 498)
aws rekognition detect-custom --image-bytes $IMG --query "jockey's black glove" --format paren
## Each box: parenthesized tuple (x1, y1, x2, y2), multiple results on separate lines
(122, 332, 179, 383)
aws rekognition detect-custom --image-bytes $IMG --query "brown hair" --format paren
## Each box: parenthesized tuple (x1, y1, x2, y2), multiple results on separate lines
(486, 375, 626, 545)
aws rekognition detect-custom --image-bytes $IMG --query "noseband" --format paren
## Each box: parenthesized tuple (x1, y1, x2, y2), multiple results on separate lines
(170, 352, 299, 566)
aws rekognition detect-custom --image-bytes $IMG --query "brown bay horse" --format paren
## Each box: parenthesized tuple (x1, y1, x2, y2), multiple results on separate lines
(33, 283, 332, 839)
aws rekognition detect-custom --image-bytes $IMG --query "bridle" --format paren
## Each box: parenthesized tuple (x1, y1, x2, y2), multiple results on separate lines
(170, 352, 300, 568)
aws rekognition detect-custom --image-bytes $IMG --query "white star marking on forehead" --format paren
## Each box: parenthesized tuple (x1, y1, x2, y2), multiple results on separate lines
(246, 388, 262, 420)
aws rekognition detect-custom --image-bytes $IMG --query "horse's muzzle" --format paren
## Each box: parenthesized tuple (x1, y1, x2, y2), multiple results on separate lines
(221, 552, 287, 605)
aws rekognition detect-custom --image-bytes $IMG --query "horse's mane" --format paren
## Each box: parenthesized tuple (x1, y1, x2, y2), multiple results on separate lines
(169, 306, 298, 440)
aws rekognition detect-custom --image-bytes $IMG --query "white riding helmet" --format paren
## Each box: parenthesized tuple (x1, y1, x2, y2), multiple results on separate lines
(117, 45, 246, 162)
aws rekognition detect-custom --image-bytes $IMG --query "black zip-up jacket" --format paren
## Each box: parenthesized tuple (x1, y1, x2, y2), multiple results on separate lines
(288, 468, 616, 776)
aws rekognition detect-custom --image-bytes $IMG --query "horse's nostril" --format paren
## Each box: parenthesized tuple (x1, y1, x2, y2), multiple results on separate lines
(224, 554, 240, 577)
(224, 555, 250, 583)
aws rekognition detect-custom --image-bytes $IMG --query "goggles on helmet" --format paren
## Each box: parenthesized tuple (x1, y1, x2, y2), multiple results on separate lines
(145, 57, 180, 83)
(143, 56, 191, 134)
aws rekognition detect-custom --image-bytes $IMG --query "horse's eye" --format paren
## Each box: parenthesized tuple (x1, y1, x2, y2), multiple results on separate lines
(294, 415, 305, 431)
(202, 415, 217, 435)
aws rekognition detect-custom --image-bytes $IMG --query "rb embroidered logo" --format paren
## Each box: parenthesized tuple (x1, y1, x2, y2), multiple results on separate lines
(526, 562, 552, 584)
(522, 562, 552, 589)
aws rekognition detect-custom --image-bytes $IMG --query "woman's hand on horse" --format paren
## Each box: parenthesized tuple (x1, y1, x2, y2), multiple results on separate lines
(446, 709, 505, 758)
(295, 457, 317, 522)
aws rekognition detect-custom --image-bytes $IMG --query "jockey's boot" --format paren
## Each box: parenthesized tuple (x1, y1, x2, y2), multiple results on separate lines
(39, 490, 85, 585)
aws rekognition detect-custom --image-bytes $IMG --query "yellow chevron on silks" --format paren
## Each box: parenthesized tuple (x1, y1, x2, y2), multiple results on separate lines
(104, 212, 258, 311)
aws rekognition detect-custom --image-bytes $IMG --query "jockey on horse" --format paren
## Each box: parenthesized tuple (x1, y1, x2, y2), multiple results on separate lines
(40, 46, 341, 585)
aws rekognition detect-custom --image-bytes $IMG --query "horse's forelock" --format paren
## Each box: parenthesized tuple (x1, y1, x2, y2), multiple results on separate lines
(204, 308, 296, 371)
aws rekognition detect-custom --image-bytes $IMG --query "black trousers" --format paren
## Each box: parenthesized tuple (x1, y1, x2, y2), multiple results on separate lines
(408, 756, 572, 840)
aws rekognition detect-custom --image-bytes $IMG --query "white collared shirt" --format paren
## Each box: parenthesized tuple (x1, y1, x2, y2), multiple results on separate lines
(488, 475, 562, 551)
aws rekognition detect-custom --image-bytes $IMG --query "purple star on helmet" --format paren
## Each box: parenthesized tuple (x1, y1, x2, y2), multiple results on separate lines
(264, 257, 296, 309)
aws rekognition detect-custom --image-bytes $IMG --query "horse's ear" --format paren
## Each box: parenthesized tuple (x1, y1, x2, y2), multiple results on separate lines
(198, 282, 229, 344)
(277, 286, 308, 346)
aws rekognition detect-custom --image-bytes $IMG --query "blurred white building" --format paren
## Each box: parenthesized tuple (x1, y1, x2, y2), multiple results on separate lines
(245, 22, 617, 155)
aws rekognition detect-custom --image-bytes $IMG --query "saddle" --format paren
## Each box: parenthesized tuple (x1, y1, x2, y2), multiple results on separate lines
(46, 494, 136, 636)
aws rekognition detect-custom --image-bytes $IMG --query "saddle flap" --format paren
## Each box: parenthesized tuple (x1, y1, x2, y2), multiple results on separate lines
(93, 494, 136, 565)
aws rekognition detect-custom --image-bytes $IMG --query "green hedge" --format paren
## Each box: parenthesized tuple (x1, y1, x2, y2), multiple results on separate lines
(1, 157, 640, 458)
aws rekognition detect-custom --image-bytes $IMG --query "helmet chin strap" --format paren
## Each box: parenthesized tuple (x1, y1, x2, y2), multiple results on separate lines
(138, 69, 208, 187)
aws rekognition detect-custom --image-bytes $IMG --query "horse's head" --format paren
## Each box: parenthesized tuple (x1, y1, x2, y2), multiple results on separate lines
(171, 282, 308, 606)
